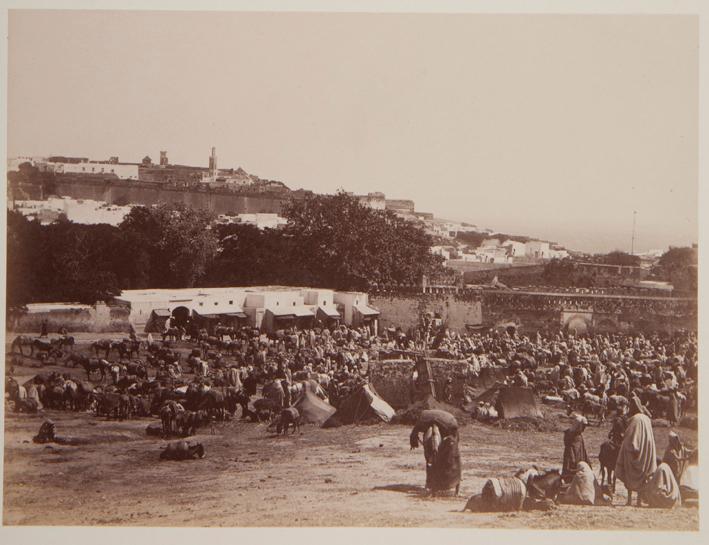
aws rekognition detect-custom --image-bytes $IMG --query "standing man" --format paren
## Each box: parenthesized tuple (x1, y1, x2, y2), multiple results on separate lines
(40, 319, 48, 338)
(615, 396, 657, 506)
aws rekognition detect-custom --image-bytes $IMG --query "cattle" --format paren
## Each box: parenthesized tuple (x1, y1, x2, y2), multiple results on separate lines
(93, 392, 130, 420)
(253, 398, 279, 422)
(581, 399, 606, 425)
(196, 389, 226, 421)
(130, 395, 152, 417)
(598, 440, 620, 493)
(160, 400, 185, 436)
(160, 441, 205, 461)
(606, 394, 628, 416)
(270, 407, 301, 435)
(174, 410, 209, 437)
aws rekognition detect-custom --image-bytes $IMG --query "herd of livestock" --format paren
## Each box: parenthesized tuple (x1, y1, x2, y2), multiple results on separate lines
(4, 325, 699, 447)
(6, 328, 356, 440)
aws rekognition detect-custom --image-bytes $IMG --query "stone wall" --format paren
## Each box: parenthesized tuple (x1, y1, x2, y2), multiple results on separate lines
(369, 357, 497, 408)
(369, 359, 416, 409)
(370, 292, 483, 333)
(10, 303, 131, 334)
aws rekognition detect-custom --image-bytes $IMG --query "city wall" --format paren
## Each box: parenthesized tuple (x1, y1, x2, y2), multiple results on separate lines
(14, 178, 296, 215)
(369, 291, 483, 333)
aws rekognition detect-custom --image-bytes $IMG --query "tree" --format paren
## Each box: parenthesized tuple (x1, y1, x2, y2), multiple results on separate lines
(654, 246, 697, 294)
(597, 251, 640, 267)
(5, 210, 46, 308)
(281, 191, 444, 290)
(6, 212, 125, 305)
(119, 203, 218, 288)
(203, 223, 295, 287)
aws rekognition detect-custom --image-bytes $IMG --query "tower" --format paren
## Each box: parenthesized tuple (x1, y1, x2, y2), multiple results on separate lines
(208, 147, 217, 180)
(160, 151, 168, 166)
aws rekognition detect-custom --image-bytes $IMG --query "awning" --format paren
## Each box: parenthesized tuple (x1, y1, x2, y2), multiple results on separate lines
(193, 307, 245, 318)
(355, 305, 380, 316)
(269, 306, 314, 318)
(152, 309, 171, 317)
(318, 306, 341, 318)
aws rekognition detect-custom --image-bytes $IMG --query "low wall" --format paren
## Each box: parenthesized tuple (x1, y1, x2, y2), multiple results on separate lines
(369, 359, 416, 409)
(370, 292, 482, 333)
(9, 303, 131, 333)
(369, 357, 500, 408)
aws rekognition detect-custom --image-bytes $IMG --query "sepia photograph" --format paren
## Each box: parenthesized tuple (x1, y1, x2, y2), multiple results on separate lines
(1, 0, 704, 539)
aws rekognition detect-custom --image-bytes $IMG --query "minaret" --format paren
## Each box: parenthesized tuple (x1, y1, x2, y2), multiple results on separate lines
(208, 147, 217, 181)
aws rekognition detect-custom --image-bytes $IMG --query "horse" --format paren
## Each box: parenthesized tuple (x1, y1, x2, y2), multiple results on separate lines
(10, 335, 34, 356)
(91, 339, 112, 359)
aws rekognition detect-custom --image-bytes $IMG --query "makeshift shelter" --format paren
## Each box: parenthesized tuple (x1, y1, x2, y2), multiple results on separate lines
(475, 386, 542, 419)
(476, 365, 507, 388)
(323, 384, 395, 427)
(293, 380, 336, 424)
(145, 309, 171, 333)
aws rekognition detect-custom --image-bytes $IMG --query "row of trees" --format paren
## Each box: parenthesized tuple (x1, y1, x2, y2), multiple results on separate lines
(6, 192, 445, 307)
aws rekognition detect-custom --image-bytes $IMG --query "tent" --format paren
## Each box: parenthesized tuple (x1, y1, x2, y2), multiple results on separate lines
(323, 383, 395, 427)
(475, 386, 543, 419)
(145, 309, 171, 333)
(477, 366, 508, 389)
(293, 380, 336, 424)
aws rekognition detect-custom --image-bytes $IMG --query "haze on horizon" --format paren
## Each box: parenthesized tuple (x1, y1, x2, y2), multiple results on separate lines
(7, 11, 698, 254)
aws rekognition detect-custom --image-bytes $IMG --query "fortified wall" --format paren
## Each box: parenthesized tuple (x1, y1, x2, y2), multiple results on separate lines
(369, 289, 483, 333)
(12, 177, 304, 216)
(371, 287, 697, 336)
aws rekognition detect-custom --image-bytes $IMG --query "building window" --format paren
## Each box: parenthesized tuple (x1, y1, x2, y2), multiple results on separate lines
(214, 302, 218, 306)
(323, 301, 326, 306)
(293, 302, 296, 306)
(199, 302, 203, 307)
(229, 300, 233, 305)
(276, 302, 279, 306)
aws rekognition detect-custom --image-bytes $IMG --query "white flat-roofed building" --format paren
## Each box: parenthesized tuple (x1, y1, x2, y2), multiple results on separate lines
(115, 285, 368, 334)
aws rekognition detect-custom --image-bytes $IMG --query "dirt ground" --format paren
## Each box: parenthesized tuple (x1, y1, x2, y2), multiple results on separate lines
(2, 335, 700, 529)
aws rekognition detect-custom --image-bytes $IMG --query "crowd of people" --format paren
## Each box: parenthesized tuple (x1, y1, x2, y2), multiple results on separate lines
(482, 291, 696, 316)
(6, 311, 699, 511)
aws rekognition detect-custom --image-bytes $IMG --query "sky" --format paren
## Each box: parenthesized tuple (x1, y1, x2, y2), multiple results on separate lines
(7, 10, 698, 254)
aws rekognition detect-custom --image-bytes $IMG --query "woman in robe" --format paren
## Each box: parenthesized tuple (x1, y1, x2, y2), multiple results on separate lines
(615, 396, 657, 506)
(562, 415, 590, 483)
(641, 462, 681, 508)
(663, 431, 693, 483)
